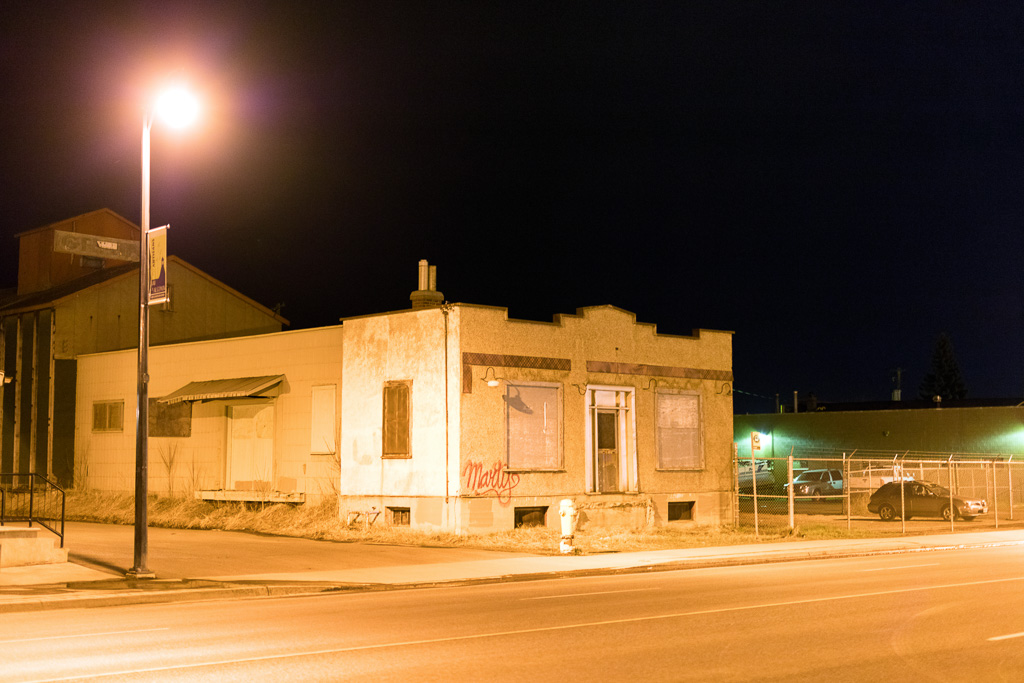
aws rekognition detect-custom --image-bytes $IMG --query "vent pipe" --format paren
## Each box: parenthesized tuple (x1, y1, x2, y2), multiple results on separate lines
(410, 259, 444, 309)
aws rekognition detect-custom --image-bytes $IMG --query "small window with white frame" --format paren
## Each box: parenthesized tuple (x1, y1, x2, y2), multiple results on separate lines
(93, 400, 124, 433)
(505, 382, 561, 470)
(656, 391, 702, 470)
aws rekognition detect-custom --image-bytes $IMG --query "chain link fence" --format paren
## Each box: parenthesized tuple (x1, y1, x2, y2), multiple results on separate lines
(735, 448, 1024, 535)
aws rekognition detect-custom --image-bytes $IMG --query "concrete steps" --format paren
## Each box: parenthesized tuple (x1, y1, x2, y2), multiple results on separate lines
(0, 526, 68, 568)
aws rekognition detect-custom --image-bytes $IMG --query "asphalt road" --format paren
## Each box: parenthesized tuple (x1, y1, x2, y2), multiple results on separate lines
(2, 544, 1023, 681)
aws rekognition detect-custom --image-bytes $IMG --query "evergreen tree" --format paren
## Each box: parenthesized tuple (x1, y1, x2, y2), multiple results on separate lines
(918, 332, 967, 401)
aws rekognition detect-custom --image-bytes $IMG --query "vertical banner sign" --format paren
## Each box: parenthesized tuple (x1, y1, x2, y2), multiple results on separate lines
(148, 225, 169, 305)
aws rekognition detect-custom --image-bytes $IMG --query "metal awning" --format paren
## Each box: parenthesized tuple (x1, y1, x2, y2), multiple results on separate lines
(159, 375, 285, 405)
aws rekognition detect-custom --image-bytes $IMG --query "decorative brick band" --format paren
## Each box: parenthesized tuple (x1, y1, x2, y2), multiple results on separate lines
(462, 352, 572, 393)
(586, 360, 733, 382)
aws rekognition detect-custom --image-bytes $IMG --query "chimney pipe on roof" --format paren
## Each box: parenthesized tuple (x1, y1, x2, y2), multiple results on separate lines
(418, 259, 429, 290)
(410, 259, 444, 309)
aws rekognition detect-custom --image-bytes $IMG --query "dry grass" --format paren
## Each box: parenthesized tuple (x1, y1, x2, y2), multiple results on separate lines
(63, 490, 913, 555)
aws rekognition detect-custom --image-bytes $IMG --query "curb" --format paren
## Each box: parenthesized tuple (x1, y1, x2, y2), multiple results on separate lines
(0, 582, 361, 614)
(351, 537, 1024, 591)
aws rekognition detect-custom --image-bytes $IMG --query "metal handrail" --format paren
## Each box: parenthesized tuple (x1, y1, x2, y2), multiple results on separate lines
(0, 473, 66, 548)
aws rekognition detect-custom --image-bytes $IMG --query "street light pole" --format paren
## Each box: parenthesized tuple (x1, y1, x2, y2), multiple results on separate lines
(128, 86, 198, 579)
(128, 111, 155, 579)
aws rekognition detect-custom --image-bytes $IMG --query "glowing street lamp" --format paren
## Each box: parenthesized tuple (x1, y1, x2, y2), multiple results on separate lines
(129, 85, 200, 579)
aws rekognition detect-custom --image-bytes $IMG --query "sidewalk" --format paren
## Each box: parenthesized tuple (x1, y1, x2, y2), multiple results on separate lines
(3, 524, 1023, 613)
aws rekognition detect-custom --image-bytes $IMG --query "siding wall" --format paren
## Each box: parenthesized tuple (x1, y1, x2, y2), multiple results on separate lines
(75, 326, 344, 499)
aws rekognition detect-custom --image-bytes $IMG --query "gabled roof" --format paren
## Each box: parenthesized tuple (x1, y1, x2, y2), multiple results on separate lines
(0, 256, 288, 325)
(0, 263, 137, 314)
(14, 208, 139, 239)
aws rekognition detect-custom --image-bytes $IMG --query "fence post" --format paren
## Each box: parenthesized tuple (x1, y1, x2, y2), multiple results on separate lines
(788, 447, 794, 530)
(1009, 455, 1015, 521)
(948, 455, 955, 533)
(733, 444, 740, 528)
(896, 454, 906, 534)
(991, 460, 998, 529)
(844, 452, 851, 531)
(751, 449, 759, 537)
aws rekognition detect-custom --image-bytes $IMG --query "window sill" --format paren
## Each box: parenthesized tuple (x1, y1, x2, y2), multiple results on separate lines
(382, 455, 412, 460)
(504, 468, 565, 474)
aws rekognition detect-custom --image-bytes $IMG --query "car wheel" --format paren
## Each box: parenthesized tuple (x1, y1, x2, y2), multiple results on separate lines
(813, 489, 824, 502)
(941, 505, 953, 522)
(878, 504, 896, 521)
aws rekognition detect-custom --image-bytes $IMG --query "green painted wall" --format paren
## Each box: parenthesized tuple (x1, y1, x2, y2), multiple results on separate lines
(735, 406, 1024, 459)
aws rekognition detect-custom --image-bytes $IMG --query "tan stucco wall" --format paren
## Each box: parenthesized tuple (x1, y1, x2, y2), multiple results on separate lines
(75, 326, 344, 500)
(338, 307, 462, 528)
(456, 304, 734, 530)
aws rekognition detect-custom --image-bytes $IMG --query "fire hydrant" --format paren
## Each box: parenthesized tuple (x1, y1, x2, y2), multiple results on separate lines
(559, 499, 578, 554)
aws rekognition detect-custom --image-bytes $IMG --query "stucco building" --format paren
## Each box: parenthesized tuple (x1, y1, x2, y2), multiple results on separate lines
(73, 262, 735, 532)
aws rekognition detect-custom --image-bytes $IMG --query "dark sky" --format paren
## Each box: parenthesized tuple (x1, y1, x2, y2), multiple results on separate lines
(2, 2, 1023, 412)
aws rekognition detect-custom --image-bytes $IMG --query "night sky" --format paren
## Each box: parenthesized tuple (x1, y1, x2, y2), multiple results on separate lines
(2, 2, 1023, 412)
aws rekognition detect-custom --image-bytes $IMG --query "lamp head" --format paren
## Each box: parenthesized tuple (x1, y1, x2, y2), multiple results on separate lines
(481, 367, 502, 388)
(154, 85, 200, 129)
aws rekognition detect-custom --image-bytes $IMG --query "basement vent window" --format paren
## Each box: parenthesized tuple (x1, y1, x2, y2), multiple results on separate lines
(668, 501, 695, 522)
(514, 506, 547, 528)
(388, 507, 411, 526)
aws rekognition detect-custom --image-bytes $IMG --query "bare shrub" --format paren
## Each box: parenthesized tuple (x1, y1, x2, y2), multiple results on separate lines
(185, 454, 205, 498)
(74, 441, 91, 490)
(157, 441, 179, 497)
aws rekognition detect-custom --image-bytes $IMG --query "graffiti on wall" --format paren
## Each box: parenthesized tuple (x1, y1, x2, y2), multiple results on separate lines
(461, 459, 520, 505)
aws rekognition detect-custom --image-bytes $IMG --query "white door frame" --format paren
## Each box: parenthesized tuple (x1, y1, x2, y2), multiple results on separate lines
(583, 385, 638, 493)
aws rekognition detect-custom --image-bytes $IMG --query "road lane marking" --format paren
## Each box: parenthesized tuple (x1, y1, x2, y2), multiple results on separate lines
(0, 628, 169, 645)
(861, 563, 939, 572)
(26, 575, 1024, 681)
(522, 588, 658, 600)
(988, 632, 1024, 642)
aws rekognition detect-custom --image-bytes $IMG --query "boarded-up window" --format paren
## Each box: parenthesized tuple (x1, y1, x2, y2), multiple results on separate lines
(148, 398, 192, 437)
(311, 384, 337, 454)
(92, 400, 124, 432)
(383, 381, 411, 457)
(506, 383, 560, 470)
(657, 392, 702, 469)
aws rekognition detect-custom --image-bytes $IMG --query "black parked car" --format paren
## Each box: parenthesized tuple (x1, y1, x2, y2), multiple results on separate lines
(868, 481, 987, 522)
